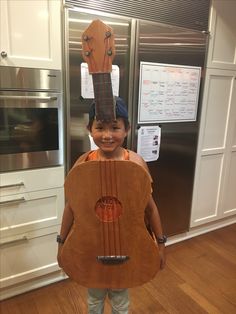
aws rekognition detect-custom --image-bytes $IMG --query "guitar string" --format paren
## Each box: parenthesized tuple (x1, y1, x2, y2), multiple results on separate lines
(99, 32, 114, 259)
(100, 160, 122, 259)
(104, 160, 110, 257)
(87, 30, 119, 260)
(86, 32, 114, 120)
(107, 161, 111, 255)
(89, 36, 104, 117)
(113, 160, 122, 257)
(100, 161, 107, 258)
(110, 160, 116, 256)
(101, 36, 108, 118)
(109, 160, 118, 257)
(102, 33, 114, 119)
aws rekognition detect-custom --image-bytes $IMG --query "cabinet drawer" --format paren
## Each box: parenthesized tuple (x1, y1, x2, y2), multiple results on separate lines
(0, 166, 64, 196)
(0, 188, 64, 238)
(0, 231, 59, 288)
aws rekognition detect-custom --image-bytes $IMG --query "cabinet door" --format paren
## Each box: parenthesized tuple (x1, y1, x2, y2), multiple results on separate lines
(190, 69, 236, 226)
(0, 0, 61, 69)
(207, 0, 236, 70)
(220, 78, 236, 218)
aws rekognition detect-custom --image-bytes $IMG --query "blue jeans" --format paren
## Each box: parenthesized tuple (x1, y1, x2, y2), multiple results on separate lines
(87, 288, 129, 314)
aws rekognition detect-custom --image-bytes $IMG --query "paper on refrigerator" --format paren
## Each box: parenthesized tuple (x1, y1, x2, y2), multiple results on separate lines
(137, 126, 161, 162)
(81, 63, 120, 98)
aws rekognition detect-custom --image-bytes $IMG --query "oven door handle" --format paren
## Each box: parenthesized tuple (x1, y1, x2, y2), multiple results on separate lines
(0, 95, 57, 101)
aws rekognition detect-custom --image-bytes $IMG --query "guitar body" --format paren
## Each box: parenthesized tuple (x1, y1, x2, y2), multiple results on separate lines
(60, 160, 160, 288)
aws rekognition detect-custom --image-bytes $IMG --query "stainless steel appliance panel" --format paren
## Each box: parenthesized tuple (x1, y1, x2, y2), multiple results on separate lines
(0, 68, 63, 172)
(66, 0, 210, 32)
(0, 66, 62, 91)
(132, 20, 207, 236)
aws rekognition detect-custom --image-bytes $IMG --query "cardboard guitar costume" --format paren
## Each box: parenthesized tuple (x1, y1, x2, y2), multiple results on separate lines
(59, 20, 160, 288)
(60, 158, 160, 288)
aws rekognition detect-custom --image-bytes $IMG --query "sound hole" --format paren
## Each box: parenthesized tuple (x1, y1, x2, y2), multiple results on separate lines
(95, 196, 122, 222)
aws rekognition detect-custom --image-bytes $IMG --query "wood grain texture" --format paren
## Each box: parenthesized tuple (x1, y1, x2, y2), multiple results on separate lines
(81, 19, 115, 74)
(1, 224, 236, 313)
(61, 160, 160, 288)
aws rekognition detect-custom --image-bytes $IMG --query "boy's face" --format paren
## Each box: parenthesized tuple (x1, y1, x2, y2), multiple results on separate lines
(90, 118, 129, 156)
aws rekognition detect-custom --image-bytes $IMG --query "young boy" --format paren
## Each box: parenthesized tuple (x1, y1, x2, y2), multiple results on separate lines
(57, 97, 166, 314)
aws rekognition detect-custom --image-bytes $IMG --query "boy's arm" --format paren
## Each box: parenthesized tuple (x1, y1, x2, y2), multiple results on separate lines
(59, 154, 90, 241)
(57, 203, 74, 267)
(146, 195, 166, 269)
(59, 202, 74, 241)
(127, 151, 166, 268)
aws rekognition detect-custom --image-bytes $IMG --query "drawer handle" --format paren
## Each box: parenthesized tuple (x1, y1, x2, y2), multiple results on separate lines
(0, 235, 28, 247)
(0, 197, 26, 206)
(0, 182, 24, 189)
(0, 95, 57, 101)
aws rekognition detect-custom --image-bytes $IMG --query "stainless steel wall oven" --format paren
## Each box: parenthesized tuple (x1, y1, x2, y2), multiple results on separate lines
(0, 67, 63, 172)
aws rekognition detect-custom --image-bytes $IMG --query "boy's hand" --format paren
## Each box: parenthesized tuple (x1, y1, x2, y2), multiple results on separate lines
(158, 244, 166, 269)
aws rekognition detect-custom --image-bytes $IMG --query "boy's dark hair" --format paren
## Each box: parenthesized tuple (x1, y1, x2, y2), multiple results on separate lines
(87, 97, 130, 131)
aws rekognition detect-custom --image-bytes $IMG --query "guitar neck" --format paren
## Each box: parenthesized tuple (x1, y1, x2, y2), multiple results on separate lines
(92, 73, 115, 121)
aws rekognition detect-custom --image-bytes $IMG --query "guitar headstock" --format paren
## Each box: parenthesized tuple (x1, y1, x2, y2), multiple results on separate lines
(81, 19, 115, 74)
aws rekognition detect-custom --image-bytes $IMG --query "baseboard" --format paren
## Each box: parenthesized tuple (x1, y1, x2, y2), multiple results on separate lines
(166, 215, 236, 246)
(0, 270, 68, 301)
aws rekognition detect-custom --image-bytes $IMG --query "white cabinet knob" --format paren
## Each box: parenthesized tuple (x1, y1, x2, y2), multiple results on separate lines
(1, 51, 8, 58)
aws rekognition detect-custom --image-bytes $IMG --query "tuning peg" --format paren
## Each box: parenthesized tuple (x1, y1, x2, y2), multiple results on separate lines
(83, 35, 89, 41)
(105, 31, 111, 38)
(107, 49, 113, 56)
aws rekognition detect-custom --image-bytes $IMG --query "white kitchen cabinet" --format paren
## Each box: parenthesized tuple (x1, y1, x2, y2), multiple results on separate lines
(0, 166, 65, 299)
(0, 227, 60, 289)
(190, 69, 236, 227)
(220, 78, 236, 218)
(207, 0, 236, 70)
(0, 187, 64, 238)
(190, 0, 236, 228)
(0, 0, 62, 69)
(0, 166, 64, 197)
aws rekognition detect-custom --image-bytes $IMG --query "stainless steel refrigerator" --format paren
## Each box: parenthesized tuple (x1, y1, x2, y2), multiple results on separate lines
(63, 7, 208, 236)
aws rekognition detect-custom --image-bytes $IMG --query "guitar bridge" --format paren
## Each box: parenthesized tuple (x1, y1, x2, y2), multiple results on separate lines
(97, 255, 129, 265)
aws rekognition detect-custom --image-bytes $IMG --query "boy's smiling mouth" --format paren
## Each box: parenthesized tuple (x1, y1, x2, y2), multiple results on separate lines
(101, 141, 114, 144)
